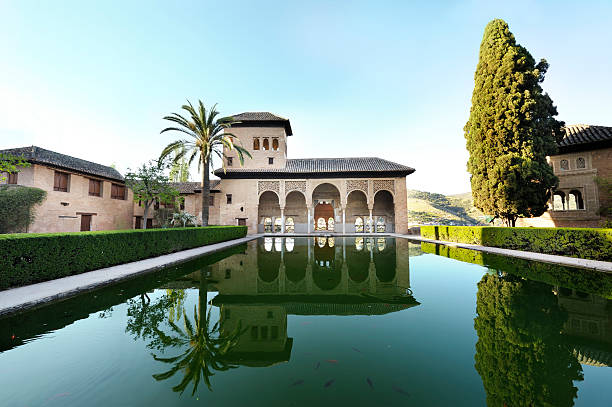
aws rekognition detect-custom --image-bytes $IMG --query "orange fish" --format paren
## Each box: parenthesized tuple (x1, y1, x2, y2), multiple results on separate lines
(326, 359, 338, 364)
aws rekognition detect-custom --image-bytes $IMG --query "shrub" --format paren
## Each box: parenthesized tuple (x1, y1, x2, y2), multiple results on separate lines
(421, 225, 612, 261)
(0, 226, 247, 289)
(0, 185, 46, 233)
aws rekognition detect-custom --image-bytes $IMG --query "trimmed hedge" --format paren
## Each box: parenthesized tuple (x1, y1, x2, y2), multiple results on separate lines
(420, 242, 612, 299)
(0, 226, 247, 290)
(421, 225, 612, 261)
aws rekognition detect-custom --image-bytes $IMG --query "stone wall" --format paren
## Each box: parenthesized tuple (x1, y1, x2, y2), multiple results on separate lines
(1, 164, 134, 233)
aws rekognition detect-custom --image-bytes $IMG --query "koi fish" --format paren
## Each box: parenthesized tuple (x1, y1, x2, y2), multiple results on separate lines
(291, 379, 304, 386)
(392, 385, 410, 396)
(326, 359, 338, 364)
(351, 347, 361, 353)
(324, 379, 335, 388)
(366, 378, 374, 389)
(314, 362, 320, 370)
(11, 334, 15, 340)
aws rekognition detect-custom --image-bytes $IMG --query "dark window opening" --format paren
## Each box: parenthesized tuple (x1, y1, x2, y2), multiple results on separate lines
(226, 194, 232, 204)
(227, 157, 233, 167)
(88, 179, 102, 197)
(272, 138, 279, 150)
(263, 138, 269, 150)
(209, 196, 214, 206)
(54, 171, 69, 192)
(7, 172, 18, 184)
(111, 183, 126, 200)
(268, 157, 274, 165)
(253, 138, 260, 150)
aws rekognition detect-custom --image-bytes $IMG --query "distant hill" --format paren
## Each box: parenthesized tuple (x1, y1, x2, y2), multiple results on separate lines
(407, 189, 487, 226)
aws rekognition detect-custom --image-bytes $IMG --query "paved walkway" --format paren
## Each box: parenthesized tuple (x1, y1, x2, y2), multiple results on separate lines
(395, 234, 612, 273)
(0, 235, 260, 317)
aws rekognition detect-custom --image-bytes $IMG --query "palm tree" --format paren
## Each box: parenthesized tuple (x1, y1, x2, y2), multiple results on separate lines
(159, 100, 251, 226)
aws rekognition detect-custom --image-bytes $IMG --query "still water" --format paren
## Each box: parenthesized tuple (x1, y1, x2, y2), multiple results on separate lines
(1, 237, 612, 406)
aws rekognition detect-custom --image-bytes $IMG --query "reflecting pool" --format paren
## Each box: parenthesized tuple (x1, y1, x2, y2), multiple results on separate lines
(1, 237, 612, 406)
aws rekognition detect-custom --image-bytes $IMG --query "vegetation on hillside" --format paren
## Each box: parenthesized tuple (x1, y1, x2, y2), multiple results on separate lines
(464, 19, 563, 226)
(407, 189, 486, 226)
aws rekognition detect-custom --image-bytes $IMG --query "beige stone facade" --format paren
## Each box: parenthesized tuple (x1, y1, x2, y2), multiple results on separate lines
(517, 126, 612, 228)
(1, 162, 133, 233)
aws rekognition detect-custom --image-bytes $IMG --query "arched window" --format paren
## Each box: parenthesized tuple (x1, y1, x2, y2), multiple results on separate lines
(274, 218, 282, 232)
(560, 159, 569, 170)
(327, 217, 335, 231)
(553, 192, 566, 211)
(365, 217, 373, 233)
(264, 217, 273, 232)
(274, 237, 282, 252)
(285, 217, 294, 233)
(263, 138, 269, 150)
(355, 237, 364, 251)
(355, 217, 364, 233)
(377, 237, 386, 251)
(317, 237, 327, 248)
(569, 190, 584, 210)
(316, 217, 326, 231)
(328, 237, 335, 247)
(376, 216, 385, 232)
(577, 157, 586, 169)
(285, 237, 294, 252)
(253, 138, 260, 150)
(272, 138, 279, 151)
(264, 237, 273, 251)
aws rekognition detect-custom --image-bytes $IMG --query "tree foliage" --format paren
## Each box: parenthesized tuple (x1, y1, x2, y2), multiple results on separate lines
(125, 161, 179, 229)
(474, 273, 583, 406)
(465, 19, 564, 226)
(0, 153, 30, 182)
(0, 185, 46, 233)
(159, 100, 251, 226)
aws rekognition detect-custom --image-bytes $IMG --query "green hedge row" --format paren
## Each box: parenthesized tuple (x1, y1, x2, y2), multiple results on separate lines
(0, 226, 247, 290)
(420, 225, 612, 261)
(420, 242, 612, 299)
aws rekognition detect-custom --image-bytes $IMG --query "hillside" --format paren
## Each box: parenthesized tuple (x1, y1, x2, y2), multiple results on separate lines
(407, 189, 487, 226)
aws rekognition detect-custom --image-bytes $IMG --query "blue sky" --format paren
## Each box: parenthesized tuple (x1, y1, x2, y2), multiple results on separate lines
(1, 0, 610, 194)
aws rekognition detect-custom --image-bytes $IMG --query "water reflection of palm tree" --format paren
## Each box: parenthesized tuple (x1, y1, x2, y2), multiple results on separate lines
(151, 275, 245, 395)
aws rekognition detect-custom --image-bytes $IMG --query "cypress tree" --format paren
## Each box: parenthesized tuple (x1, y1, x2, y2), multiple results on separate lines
(465, 19, 564, 226)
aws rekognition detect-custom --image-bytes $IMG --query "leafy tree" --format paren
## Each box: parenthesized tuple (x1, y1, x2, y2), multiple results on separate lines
(464, 19, 564, 226)
(125, 161, 179, 229)
(474, 273, 583, 407)
(0, 185, 46, 233)
(159, 100, 251, 226)
(168, 147, 190, 183)
(0, 153, 30, 182)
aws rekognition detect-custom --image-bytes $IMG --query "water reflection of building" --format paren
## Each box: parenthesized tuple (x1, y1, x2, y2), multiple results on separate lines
(557, 287, 612, 367)
(208, 237, 418, 366)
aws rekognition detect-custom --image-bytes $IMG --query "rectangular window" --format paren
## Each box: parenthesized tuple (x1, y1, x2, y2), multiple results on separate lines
(226, 194, 232, 205)
(88, 179, 102, 197)
(7, 172, 18, 184)
(111, 183, 126, 200)
(53, 171, 69, 192)
(227, 157, 233, 167)
(209, 195, 214, 206)
(268, 157, 274, 165)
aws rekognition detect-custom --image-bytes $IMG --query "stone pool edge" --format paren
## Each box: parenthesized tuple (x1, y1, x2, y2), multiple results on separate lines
(0, 234, 261, 317)
(396, 234, 612, 273)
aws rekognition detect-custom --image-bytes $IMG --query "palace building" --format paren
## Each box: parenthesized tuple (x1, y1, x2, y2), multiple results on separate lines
(1, 112, 415, 234)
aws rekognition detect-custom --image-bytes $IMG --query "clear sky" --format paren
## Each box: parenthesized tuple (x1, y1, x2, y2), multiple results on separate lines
(1, 0, 610, 194)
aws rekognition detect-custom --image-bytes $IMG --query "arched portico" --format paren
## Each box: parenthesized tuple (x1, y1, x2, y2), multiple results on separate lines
(311, 183, 341, 232)
(346, 190, 368, 233)
(373, 190, 395, 232)
(285, 190, 307, 233)
(258, 191, 281, 233)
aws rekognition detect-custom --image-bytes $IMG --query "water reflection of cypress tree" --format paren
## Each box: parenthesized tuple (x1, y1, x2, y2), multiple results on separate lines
(474, 273, 583, 407)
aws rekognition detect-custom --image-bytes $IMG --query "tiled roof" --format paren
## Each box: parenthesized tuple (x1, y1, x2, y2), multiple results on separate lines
(170, 180, 221, 194)
(0, 146, 124, 181)
(230, 112, 293, 136)
(214, 157, 415, 177)
(559, 124, 612, 149)
(232, 112, 288, 122)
